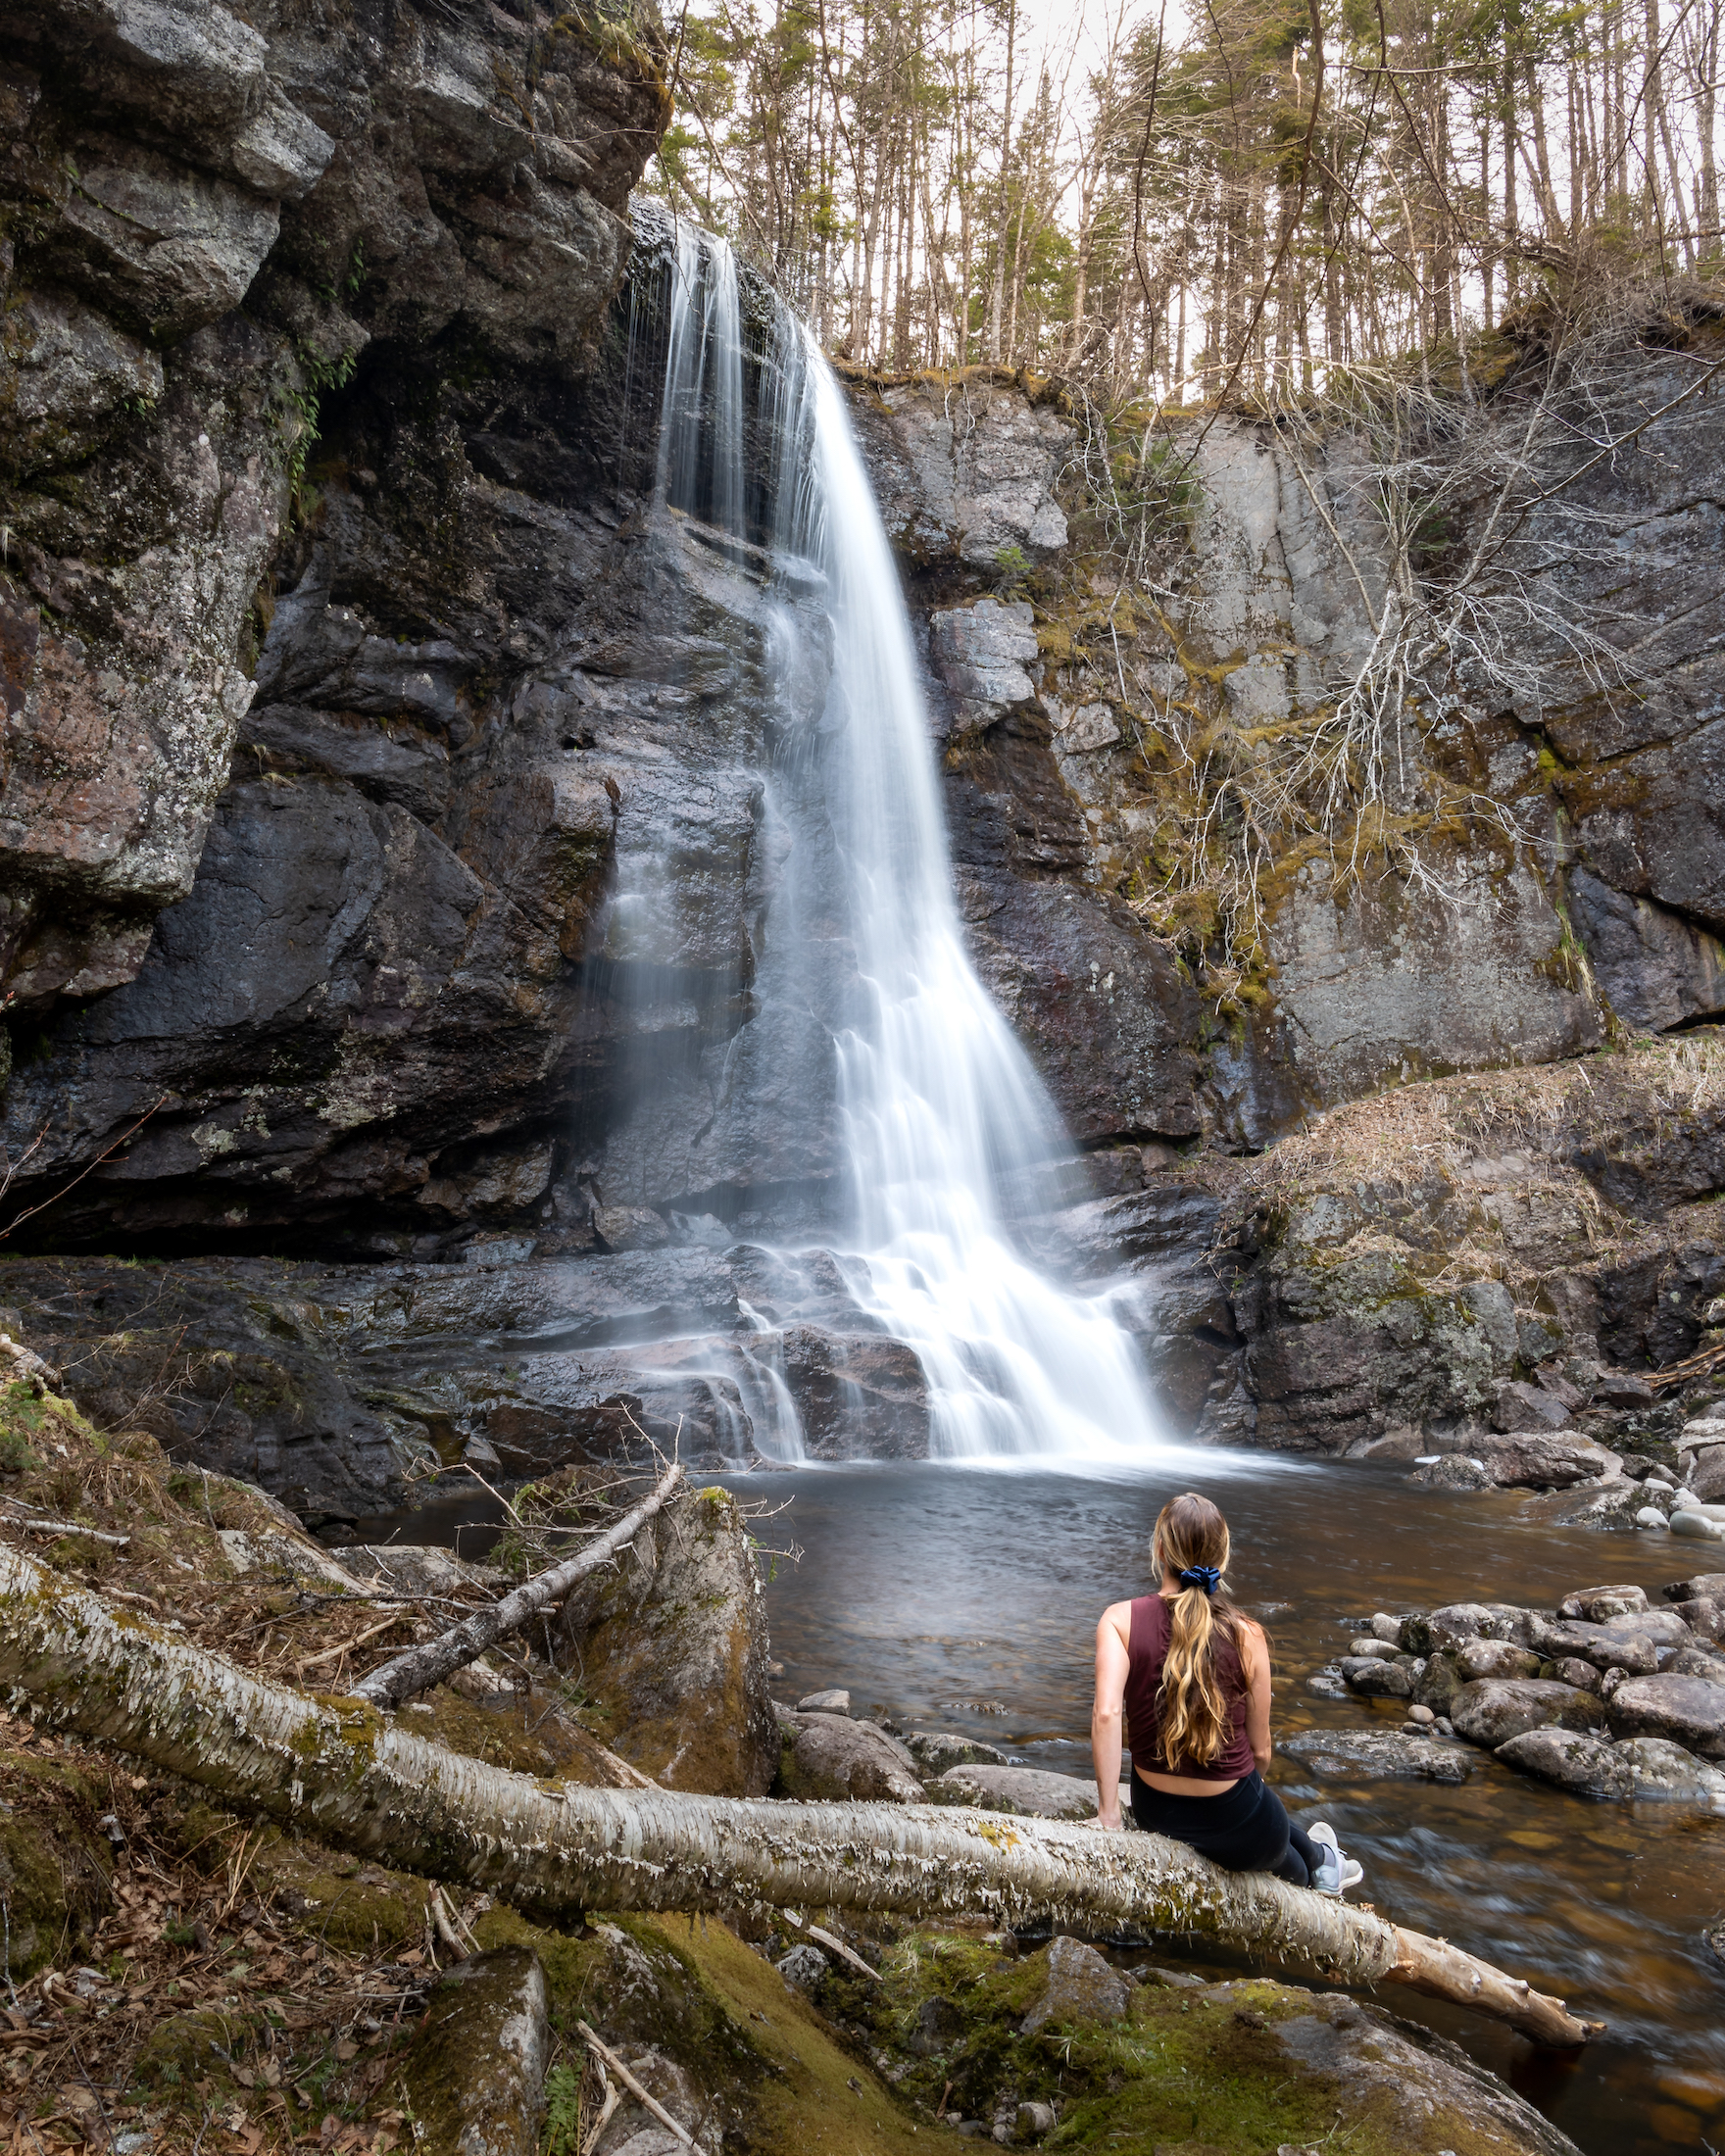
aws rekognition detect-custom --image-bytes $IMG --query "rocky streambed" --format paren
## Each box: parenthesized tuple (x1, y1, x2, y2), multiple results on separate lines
(1315, 1573, 1725, 1799)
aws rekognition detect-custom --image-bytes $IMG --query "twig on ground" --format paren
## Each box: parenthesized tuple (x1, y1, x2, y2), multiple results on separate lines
(576, 2022, 695, 2148)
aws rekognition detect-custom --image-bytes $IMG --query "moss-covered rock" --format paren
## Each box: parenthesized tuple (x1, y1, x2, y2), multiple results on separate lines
(134, 2006, 261, 2093)
(554, 1483, 777, 1796)
(825, 1927, 1582, 2154)
(0, 1748, 112, 1973)
(390, 1949, 548, 2156)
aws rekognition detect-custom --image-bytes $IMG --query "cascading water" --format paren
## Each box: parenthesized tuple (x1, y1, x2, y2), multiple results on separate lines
(648, 224, 1171, 1464)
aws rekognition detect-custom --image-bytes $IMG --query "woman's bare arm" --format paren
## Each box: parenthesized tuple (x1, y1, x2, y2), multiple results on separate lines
(1091, 1603, 1132, 1829)
(1241, 1618, 1272, 1772)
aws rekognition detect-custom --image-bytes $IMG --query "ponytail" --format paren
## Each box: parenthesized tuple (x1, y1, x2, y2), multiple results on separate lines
(1152, 1494, 1239, 1768)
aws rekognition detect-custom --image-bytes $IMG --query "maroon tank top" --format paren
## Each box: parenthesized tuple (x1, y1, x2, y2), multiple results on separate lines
(1125, 1593, 1255, 1783)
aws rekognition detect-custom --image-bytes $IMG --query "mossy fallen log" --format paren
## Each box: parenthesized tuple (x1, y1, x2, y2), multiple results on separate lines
(0, 1546, 1602, 2048)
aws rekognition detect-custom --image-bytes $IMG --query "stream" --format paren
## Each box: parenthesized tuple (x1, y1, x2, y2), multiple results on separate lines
(715, 1454, 1725, 2156)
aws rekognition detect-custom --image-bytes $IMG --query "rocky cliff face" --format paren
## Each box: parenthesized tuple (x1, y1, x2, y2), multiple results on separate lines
(856, 344, 1725, 1152)
(0, 0, 667, 1038)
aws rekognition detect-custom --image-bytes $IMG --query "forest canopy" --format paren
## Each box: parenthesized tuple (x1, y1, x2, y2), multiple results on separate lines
(648, 0, 1725, 392)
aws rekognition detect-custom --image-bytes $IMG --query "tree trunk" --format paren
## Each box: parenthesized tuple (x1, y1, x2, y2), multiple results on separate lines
(0, 1547, 1602, 2051)
(987, 0, 1016, 363)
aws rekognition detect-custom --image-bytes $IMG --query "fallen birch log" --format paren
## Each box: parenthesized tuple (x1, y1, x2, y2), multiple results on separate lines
(0, 1546, 1601, 2048)
(352, 1459, 683, 1709)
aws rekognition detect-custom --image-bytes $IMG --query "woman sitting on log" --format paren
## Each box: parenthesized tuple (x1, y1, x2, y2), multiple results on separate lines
(1091, 1491, 1361, 1895)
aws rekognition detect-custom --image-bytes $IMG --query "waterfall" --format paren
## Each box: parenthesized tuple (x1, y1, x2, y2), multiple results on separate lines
(651, 229, 1170, 1464)
(655, 221, 745, 533)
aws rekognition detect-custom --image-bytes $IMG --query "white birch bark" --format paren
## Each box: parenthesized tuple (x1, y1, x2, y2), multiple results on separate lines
(0, 1547, 1600, 2049)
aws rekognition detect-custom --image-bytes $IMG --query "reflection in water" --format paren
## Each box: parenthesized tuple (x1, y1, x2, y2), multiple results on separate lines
(718, 1457, 1725, 2156)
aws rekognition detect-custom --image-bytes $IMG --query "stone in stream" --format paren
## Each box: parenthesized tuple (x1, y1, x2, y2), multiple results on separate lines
(1499, 1728, 1725, 1804)
(1534, 1608, 1692, 1668)
(776, 1710, 923, 1801)
(1605, 1674, 1725, 1758)
(1558, 1585, 1649, 1621)
(1342, 1637, 1401, 1660)
(1671, 1595, 1724, 1642)
(796, 1688, 851, 1715)
(1018, 1936, 1132, 2034)
(1419, 1602, 1543, 1652)
(935, 1765, 1126, 1820)
(900, 1729, 1012, 1773)
(1663, 1645, 1725, 1681)
(1448, 1678, 1597, 1748)
(1455, 1639, 1543, 1682)
(1543, 1656, 1603, 1693)
(1280, 1729, 1472, 1785)
(1411, 1651, 1465, 1714)
(1671, 1510, 1725, 1540)
(1339, 1654, 1415, 1698)
(1663, 1570, 1725, 1603)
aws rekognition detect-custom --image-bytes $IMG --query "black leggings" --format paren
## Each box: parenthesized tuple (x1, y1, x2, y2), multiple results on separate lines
(1129, 1768, 1322, 1887)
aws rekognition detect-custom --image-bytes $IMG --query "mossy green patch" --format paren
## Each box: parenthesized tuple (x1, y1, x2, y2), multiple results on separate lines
(134, 2005, 262, 2092)
(0, 1748, 112, 1972)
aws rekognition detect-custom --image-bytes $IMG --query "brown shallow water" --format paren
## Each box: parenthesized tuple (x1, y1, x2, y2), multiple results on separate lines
(710, 1453, 1725, 2156)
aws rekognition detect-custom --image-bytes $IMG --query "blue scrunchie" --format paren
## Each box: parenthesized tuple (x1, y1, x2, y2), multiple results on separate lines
(1177, 1563, 1222, 1596)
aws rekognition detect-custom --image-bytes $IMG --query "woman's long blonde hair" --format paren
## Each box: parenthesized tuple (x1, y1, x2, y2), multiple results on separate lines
(1153, 1493, 1242, 1767)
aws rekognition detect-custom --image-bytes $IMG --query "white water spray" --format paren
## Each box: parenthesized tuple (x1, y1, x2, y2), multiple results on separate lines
(658, 234, 1171, 1463)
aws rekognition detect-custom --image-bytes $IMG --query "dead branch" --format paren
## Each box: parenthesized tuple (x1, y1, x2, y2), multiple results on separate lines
(350, 1460, 685, 1709)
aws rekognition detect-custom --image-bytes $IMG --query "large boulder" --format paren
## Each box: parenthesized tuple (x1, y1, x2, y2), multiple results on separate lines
(1449, 1678, 1597, 1748)
(1605, 1674, 1725, 1759)
(776, 1710, 922, 1803)
(556, 1484, 777, 1796)
(1500, 1727, 1725, 1804)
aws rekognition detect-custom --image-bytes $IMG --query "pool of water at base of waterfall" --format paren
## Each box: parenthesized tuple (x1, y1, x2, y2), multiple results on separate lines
(357, 1455, 1725, 2156)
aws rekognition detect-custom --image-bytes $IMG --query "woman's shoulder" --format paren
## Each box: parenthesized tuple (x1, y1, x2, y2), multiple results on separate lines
(1229, 1611, 1268, 1654)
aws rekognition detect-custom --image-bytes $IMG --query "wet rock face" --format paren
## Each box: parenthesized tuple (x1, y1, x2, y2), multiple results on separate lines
(849, 373, 1724, 1147)
(1197, 1030, 1725, 1451)
(0, 0, 668, 1024)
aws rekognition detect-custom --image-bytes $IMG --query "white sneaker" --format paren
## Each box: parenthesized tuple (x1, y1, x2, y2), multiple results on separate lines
(1306, 1822, 1362, 1895)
